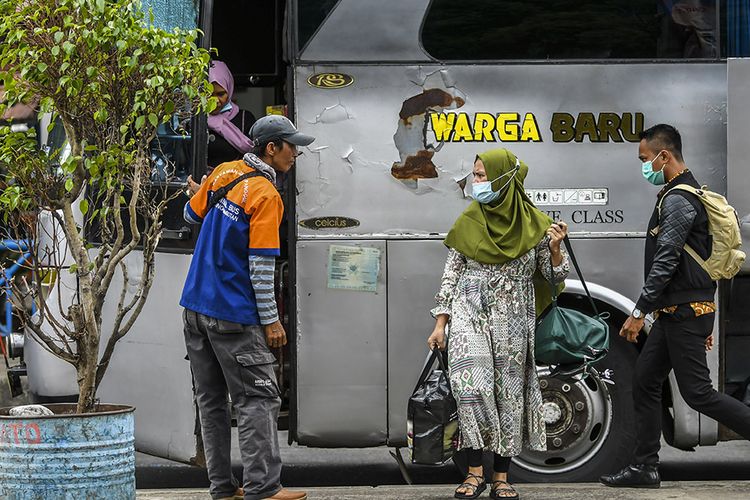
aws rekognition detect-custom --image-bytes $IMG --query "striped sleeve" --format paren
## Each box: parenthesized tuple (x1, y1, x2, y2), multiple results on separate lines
(248, 254, 278, 325)
(184, 201, 202, 224)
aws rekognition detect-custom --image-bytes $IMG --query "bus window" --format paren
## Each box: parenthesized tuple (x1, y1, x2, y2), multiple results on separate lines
(422, 0, 721, 60)
(142, 0, 198, 32)
(211, 0, 282, 85)
(297, 0, 339, 53)
(722, 0, 750, 56)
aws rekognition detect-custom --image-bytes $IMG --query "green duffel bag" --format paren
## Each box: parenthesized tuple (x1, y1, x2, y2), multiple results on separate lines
(536, 236, 609, 376)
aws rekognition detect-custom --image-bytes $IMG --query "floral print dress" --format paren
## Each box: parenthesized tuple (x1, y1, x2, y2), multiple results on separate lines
(432, 236, 569, 456)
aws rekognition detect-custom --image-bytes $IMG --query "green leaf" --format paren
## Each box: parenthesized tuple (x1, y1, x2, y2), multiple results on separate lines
(37, 62, 47, 72)
(51, 46, 60, 56)
(54, 31, 64, 43)
(79, 199, 89, 215)
(135, 115, 145, 130)
(65, 178, 73, 192)
(96, 0, 105, 13)
(148, 113, 158, 127)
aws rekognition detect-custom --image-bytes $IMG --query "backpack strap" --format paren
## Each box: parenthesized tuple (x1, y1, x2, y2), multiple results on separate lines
(206, 170, 264, 213)
(656, 183, 708, 271)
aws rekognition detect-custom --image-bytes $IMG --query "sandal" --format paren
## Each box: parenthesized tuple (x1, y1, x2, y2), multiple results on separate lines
(454, 472, 486, 499)
(490, 480, 519, 499)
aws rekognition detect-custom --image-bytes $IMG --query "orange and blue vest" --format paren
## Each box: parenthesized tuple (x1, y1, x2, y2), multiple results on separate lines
(180, 160, 283, 325)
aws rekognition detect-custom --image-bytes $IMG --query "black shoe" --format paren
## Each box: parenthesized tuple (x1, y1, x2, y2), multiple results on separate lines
(600, 464, 660, 489)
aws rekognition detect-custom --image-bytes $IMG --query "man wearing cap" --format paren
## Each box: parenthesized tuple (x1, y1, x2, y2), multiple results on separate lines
(181, 115, 314, 500)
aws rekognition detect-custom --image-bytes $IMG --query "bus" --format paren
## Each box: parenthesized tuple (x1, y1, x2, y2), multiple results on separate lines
(4, 0, 750, 482)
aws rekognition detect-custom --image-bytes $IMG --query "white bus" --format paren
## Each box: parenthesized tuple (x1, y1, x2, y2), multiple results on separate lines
(4, 0, 750, 482)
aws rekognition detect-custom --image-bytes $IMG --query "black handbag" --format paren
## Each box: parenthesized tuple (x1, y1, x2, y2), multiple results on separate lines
(407, 349, 459, 465)
(535, 236, 610, 377)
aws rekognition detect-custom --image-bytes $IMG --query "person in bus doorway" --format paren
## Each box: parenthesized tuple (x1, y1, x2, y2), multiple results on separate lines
(180, 115, 313, 500)
(187, 60, 256, 194)
(600, 124, 750, 489)
(427, 148, 569, 500)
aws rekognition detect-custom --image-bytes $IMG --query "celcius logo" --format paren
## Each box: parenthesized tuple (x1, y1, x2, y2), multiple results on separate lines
(307, 73, 354, 89)
(299, 217, 360, 230)
(428, 112, 644, 143)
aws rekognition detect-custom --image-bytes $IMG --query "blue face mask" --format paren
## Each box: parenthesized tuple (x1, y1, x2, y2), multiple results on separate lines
(642, 151, 666, 185)
(219, 102, 233, 114)
(472, 181, 501, 204)
(471, 161, 519, 204)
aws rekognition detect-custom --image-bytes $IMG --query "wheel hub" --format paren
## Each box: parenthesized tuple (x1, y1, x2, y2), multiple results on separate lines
(542, 401, 563, 425)
(541, 377, 591, 450)
(515, 367, 613, 475)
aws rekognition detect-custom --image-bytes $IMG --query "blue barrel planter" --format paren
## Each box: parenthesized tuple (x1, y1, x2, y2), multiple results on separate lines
(0, 403, 135, 500)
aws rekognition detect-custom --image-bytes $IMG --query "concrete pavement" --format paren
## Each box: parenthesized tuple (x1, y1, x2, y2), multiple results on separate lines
(137, 482, 750, 499)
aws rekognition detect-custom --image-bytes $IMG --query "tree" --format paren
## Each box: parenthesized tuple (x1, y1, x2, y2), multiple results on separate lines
(0, 0, 213, 413)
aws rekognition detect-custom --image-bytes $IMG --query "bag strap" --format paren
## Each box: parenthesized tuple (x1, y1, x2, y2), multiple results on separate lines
(655, 184, 710, 274)
(412, 349, 449, 395)
(561, 235, 600, 316)
(206, 170, 264, 212)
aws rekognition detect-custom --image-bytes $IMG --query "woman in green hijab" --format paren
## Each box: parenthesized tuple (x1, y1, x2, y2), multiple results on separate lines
(427, 148, 569, 499)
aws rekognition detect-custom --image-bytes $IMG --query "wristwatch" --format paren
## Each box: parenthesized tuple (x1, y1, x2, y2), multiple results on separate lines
(632, 308, 644, 319)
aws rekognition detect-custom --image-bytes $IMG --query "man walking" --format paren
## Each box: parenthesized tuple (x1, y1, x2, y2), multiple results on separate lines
(601, 124, 750, 488)
(180, 115, 313, 500)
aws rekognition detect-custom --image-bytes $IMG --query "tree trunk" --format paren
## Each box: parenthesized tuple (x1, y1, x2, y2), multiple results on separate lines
(76, 336, 99, 414)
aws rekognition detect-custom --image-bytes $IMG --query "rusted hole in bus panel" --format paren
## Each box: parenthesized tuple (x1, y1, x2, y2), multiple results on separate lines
(391, 88, 465, 182)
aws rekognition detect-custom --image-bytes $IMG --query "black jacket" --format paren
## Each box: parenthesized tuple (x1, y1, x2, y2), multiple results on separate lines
(635, 170, 715, 313)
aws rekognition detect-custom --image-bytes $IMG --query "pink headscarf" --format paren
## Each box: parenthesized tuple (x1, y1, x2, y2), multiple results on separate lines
(207, 60, 253, 154)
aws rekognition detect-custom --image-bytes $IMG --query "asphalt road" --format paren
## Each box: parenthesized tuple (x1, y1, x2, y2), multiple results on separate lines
(135, 431, 750, 489)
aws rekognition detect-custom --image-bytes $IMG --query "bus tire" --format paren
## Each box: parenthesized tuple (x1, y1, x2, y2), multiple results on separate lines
(452, 312, 639, 482)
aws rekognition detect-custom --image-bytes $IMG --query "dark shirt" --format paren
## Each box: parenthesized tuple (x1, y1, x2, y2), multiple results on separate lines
(207, 109, 256, 170)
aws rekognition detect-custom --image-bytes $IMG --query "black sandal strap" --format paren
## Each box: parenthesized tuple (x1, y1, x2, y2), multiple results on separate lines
(457, 473, 485, 492)
(491, 480, 518, 498)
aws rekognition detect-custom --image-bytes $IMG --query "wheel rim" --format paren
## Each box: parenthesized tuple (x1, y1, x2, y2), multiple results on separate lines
(514, 367, 613, 474)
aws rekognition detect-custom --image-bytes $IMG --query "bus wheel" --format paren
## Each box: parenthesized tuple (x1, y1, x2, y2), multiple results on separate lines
(515, 316, 637, 482)
(453, 315, 637, 482)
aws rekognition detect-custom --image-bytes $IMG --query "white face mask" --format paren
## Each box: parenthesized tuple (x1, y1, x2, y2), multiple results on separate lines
(471, 159, 520, 204)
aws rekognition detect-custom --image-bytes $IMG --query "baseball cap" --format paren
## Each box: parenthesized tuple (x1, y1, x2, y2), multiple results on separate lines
(249, 115, 315, 147)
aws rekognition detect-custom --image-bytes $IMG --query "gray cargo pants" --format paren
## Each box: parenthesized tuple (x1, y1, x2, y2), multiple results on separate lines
(183, 309, 283, 500)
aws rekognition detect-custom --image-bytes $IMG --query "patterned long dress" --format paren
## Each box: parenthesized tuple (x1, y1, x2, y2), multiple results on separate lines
(432, 236, 569, 456)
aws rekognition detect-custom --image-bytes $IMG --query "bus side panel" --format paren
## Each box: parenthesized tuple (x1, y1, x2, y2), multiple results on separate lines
(386, 240, 448, 447)
(728, 58, 750, 226)
(96, 252, 196, 462)
(294, 64, 727, 238)
(295, 241, 388, 447)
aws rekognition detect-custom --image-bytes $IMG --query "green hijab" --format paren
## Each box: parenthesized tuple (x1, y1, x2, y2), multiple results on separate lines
(444, 148, 564, 316)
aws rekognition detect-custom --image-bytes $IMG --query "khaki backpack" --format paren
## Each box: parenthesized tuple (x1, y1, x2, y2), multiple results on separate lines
(658, 184, 746, 280)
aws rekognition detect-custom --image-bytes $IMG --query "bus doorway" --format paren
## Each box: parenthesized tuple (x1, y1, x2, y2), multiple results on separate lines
(199, 0, 296, 435)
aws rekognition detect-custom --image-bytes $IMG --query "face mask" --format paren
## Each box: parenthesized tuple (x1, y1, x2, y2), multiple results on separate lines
(642, 151, 666, 185)
(220, 102, 233, 114)
(471, 160, 520, 204)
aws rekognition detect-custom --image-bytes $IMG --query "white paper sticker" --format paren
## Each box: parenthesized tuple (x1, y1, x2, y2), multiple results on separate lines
(327, 245, 381, 292)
